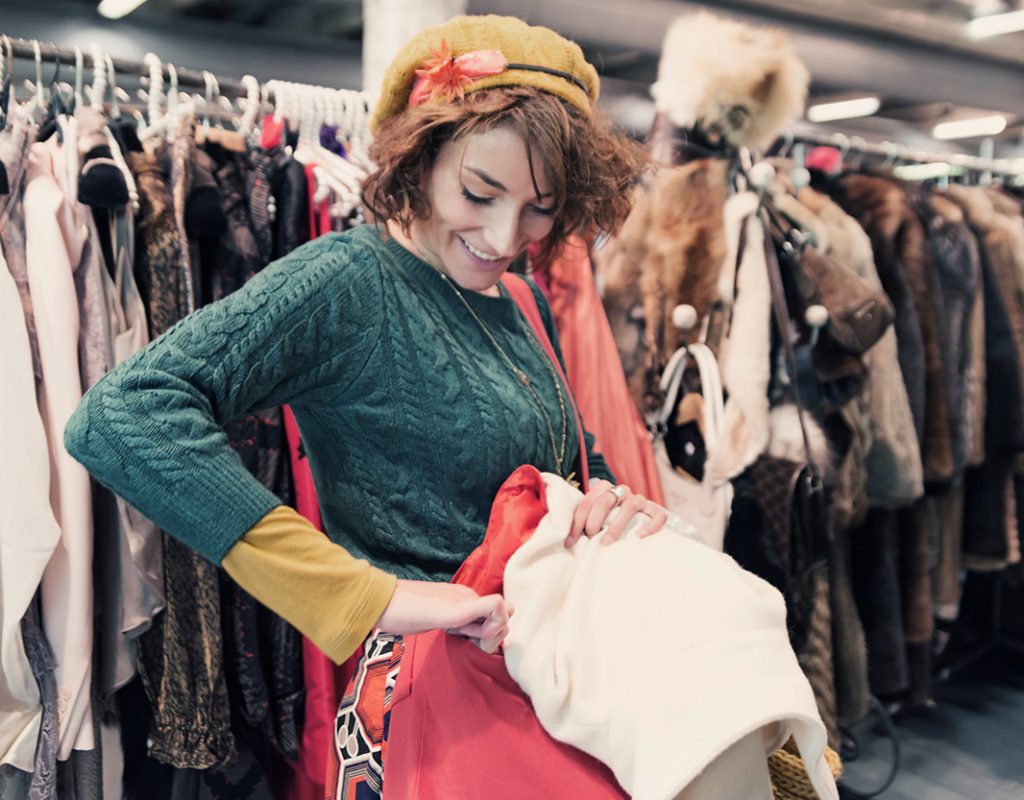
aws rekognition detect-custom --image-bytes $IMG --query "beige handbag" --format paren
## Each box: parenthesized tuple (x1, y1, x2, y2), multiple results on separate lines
(648, 340, 734, 550)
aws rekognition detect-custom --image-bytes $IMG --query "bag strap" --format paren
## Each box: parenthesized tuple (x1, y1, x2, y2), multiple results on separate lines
(758, 211, 818, 472)
(654, 346, 691, 430)
(689, 343, 724, 448)
(501, 273, 590, 491)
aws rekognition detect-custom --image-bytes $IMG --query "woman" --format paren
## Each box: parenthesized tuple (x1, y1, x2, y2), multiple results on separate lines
(65, 12, 653, 792)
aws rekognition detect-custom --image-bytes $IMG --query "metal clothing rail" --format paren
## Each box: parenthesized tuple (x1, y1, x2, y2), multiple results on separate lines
(3, 35, 250, 98)
(784, 126, 1024, 177)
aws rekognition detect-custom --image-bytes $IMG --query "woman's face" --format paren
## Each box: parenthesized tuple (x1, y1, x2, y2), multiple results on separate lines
(412, 126, 557, 293)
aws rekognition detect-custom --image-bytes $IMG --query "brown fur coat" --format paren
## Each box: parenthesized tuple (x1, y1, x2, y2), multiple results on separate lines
(796, 185, 924, 508)
(828, 175, 954, 485)
(596, 159, 728, 412)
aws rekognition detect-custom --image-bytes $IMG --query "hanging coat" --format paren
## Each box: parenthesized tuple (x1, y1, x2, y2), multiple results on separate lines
(24, 115, 97, 759)
(0, 241, 62, 774)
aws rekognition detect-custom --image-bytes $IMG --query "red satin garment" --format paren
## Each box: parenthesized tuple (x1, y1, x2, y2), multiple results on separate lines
(282, 406, 359, 796)
(541, 238, 665, 503)
(383, 465, 627, 800)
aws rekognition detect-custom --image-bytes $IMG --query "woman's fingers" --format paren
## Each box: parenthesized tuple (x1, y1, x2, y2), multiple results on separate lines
(566, 478, 613, 546)
(600, 493, 647, 544)
(564, 485, 676, 547)
(447, 595, 512, 652)
(479, 623, 509, 654)
(637, 504, 669, 538)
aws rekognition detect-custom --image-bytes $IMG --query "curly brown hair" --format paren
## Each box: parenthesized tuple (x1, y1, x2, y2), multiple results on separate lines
(361, 86, 649, 266)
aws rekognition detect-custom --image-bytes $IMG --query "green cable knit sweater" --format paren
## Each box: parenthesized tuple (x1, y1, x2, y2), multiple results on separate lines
(65, 225, 612, 581)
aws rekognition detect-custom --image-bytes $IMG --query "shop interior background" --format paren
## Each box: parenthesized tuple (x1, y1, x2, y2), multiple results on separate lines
(4, 0, 1024, 161)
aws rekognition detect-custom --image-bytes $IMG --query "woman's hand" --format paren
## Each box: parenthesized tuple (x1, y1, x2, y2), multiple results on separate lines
(565, 479, 668, 548)
(375, 579, 513, 654)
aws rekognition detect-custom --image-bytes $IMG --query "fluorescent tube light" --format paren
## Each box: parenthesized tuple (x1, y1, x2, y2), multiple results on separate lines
(933, 114, 1007, 140)
(807, 96, 881, 123)
(967, 10, 1024, 39)
(893, 162, 958, 181)
(98, 0, 149, 19)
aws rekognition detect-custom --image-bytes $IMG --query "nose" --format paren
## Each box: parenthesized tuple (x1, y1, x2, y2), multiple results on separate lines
(484, 208, 523, 257)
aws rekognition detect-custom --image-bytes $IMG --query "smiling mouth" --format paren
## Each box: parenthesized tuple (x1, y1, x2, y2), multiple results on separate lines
(459, 236, 504, 264)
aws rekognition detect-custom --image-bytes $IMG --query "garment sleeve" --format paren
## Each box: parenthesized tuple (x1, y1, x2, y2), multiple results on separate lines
(527, 279, 616, 484)
(222, 506, 397, 664)
(64, 235, 383, 563)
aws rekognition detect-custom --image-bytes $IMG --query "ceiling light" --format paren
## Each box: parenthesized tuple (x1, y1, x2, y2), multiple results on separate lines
(893, 162, 960, 181)
(967, 10, 1024, 38)
(807, 96, 881, 123)
(97, 0, 149, 20)
(933, 114, 1007, 140)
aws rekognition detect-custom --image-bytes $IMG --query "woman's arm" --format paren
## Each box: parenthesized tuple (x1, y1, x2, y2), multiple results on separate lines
(225, 507, 511, 662)
(64, 234, 381, 564)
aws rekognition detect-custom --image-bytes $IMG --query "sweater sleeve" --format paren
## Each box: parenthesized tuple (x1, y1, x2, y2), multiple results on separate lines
(64, 233, 383, 563)
(222, 506, 397, 664)
(527, 279, 616, 485)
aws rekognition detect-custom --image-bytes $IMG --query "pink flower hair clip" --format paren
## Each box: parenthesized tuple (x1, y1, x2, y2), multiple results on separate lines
(408, 40, 508, 108)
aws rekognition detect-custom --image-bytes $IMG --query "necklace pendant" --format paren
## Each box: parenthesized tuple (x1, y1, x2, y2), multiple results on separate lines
(516, 369, 531, 387)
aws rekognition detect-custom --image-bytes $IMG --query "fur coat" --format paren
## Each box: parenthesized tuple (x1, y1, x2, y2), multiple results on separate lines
(796, 185, 924, 508)
(946, 185, 1024, 566)
(596, 159, 728, 412)
(826, 174, 955, 486)
(915, 193, 982, 481)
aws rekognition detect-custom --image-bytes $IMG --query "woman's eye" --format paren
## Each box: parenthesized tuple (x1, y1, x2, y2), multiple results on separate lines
(461, 187, 493, 205)
(530, 205, 555, 217)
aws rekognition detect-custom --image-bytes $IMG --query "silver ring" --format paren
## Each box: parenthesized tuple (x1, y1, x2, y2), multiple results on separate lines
(608, 485, 628, 505)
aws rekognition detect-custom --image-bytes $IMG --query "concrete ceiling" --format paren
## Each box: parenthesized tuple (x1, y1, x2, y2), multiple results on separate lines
(6, 0, 1024, 155)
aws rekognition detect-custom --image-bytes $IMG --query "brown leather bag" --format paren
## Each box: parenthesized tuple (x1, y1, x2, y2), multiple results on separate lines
(782, 241, 895, 357)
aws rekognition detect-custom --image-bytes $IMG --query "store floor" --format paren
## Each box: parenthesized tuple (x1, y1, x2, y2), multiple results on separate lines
(839, 649, 1024, 799)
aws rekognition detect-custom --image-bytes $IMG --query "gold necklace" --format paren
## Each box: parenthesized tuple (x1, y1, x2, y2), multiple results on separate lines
(435, 271, 570, 477)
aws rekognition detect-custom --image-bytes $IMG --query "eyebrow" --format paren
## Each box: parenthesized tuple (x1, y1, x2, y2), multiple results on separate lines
(466, 166, 554, 200)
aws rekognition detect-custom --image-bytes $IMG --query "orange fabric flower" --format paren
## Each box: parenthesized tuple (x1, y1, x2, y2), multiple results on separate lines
(408, 40, 508, 108)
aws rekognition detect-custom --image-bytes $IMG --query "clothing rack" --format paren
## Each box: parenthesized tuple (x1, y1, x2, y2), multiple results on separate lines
(2, 35, 250, 99)
(783, 126, 1024, 178)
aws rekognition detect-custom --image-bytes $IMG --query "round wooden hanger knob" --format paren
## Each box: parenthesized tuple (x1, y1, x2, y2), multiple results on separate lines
(748, 161, 776, 190)
(805, 304, 829, 329)
(671, 303, 699, 332)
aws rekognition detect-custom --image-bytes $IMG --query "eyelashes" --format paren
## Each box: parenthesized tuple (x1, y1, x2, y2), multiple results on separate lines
(461, 186, 555, 216)
(461, 186, 492, 205)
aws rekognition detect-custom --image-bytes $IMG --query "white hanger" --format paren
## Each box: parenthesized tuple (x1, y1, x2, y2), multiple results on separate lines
(89, 45, 106, 110)
(202, 70, 217, 133)
(239, 74, 261, 136)
(165, 63, 180, 141)
(23, 40, 44, 115)
(106, 54, 121, 119)
(138, 52, 164, 141)
(104, 124, 140, 212)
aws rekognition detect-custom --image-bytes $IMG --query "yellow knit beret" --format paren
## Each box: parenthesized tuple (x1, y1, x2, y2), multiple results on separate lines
(370, 14, 599, 131)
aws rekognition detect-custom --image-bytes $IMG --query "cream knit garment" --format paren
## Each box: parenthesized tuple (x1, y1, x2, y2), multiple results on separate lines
(502, 474, 838, 800)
